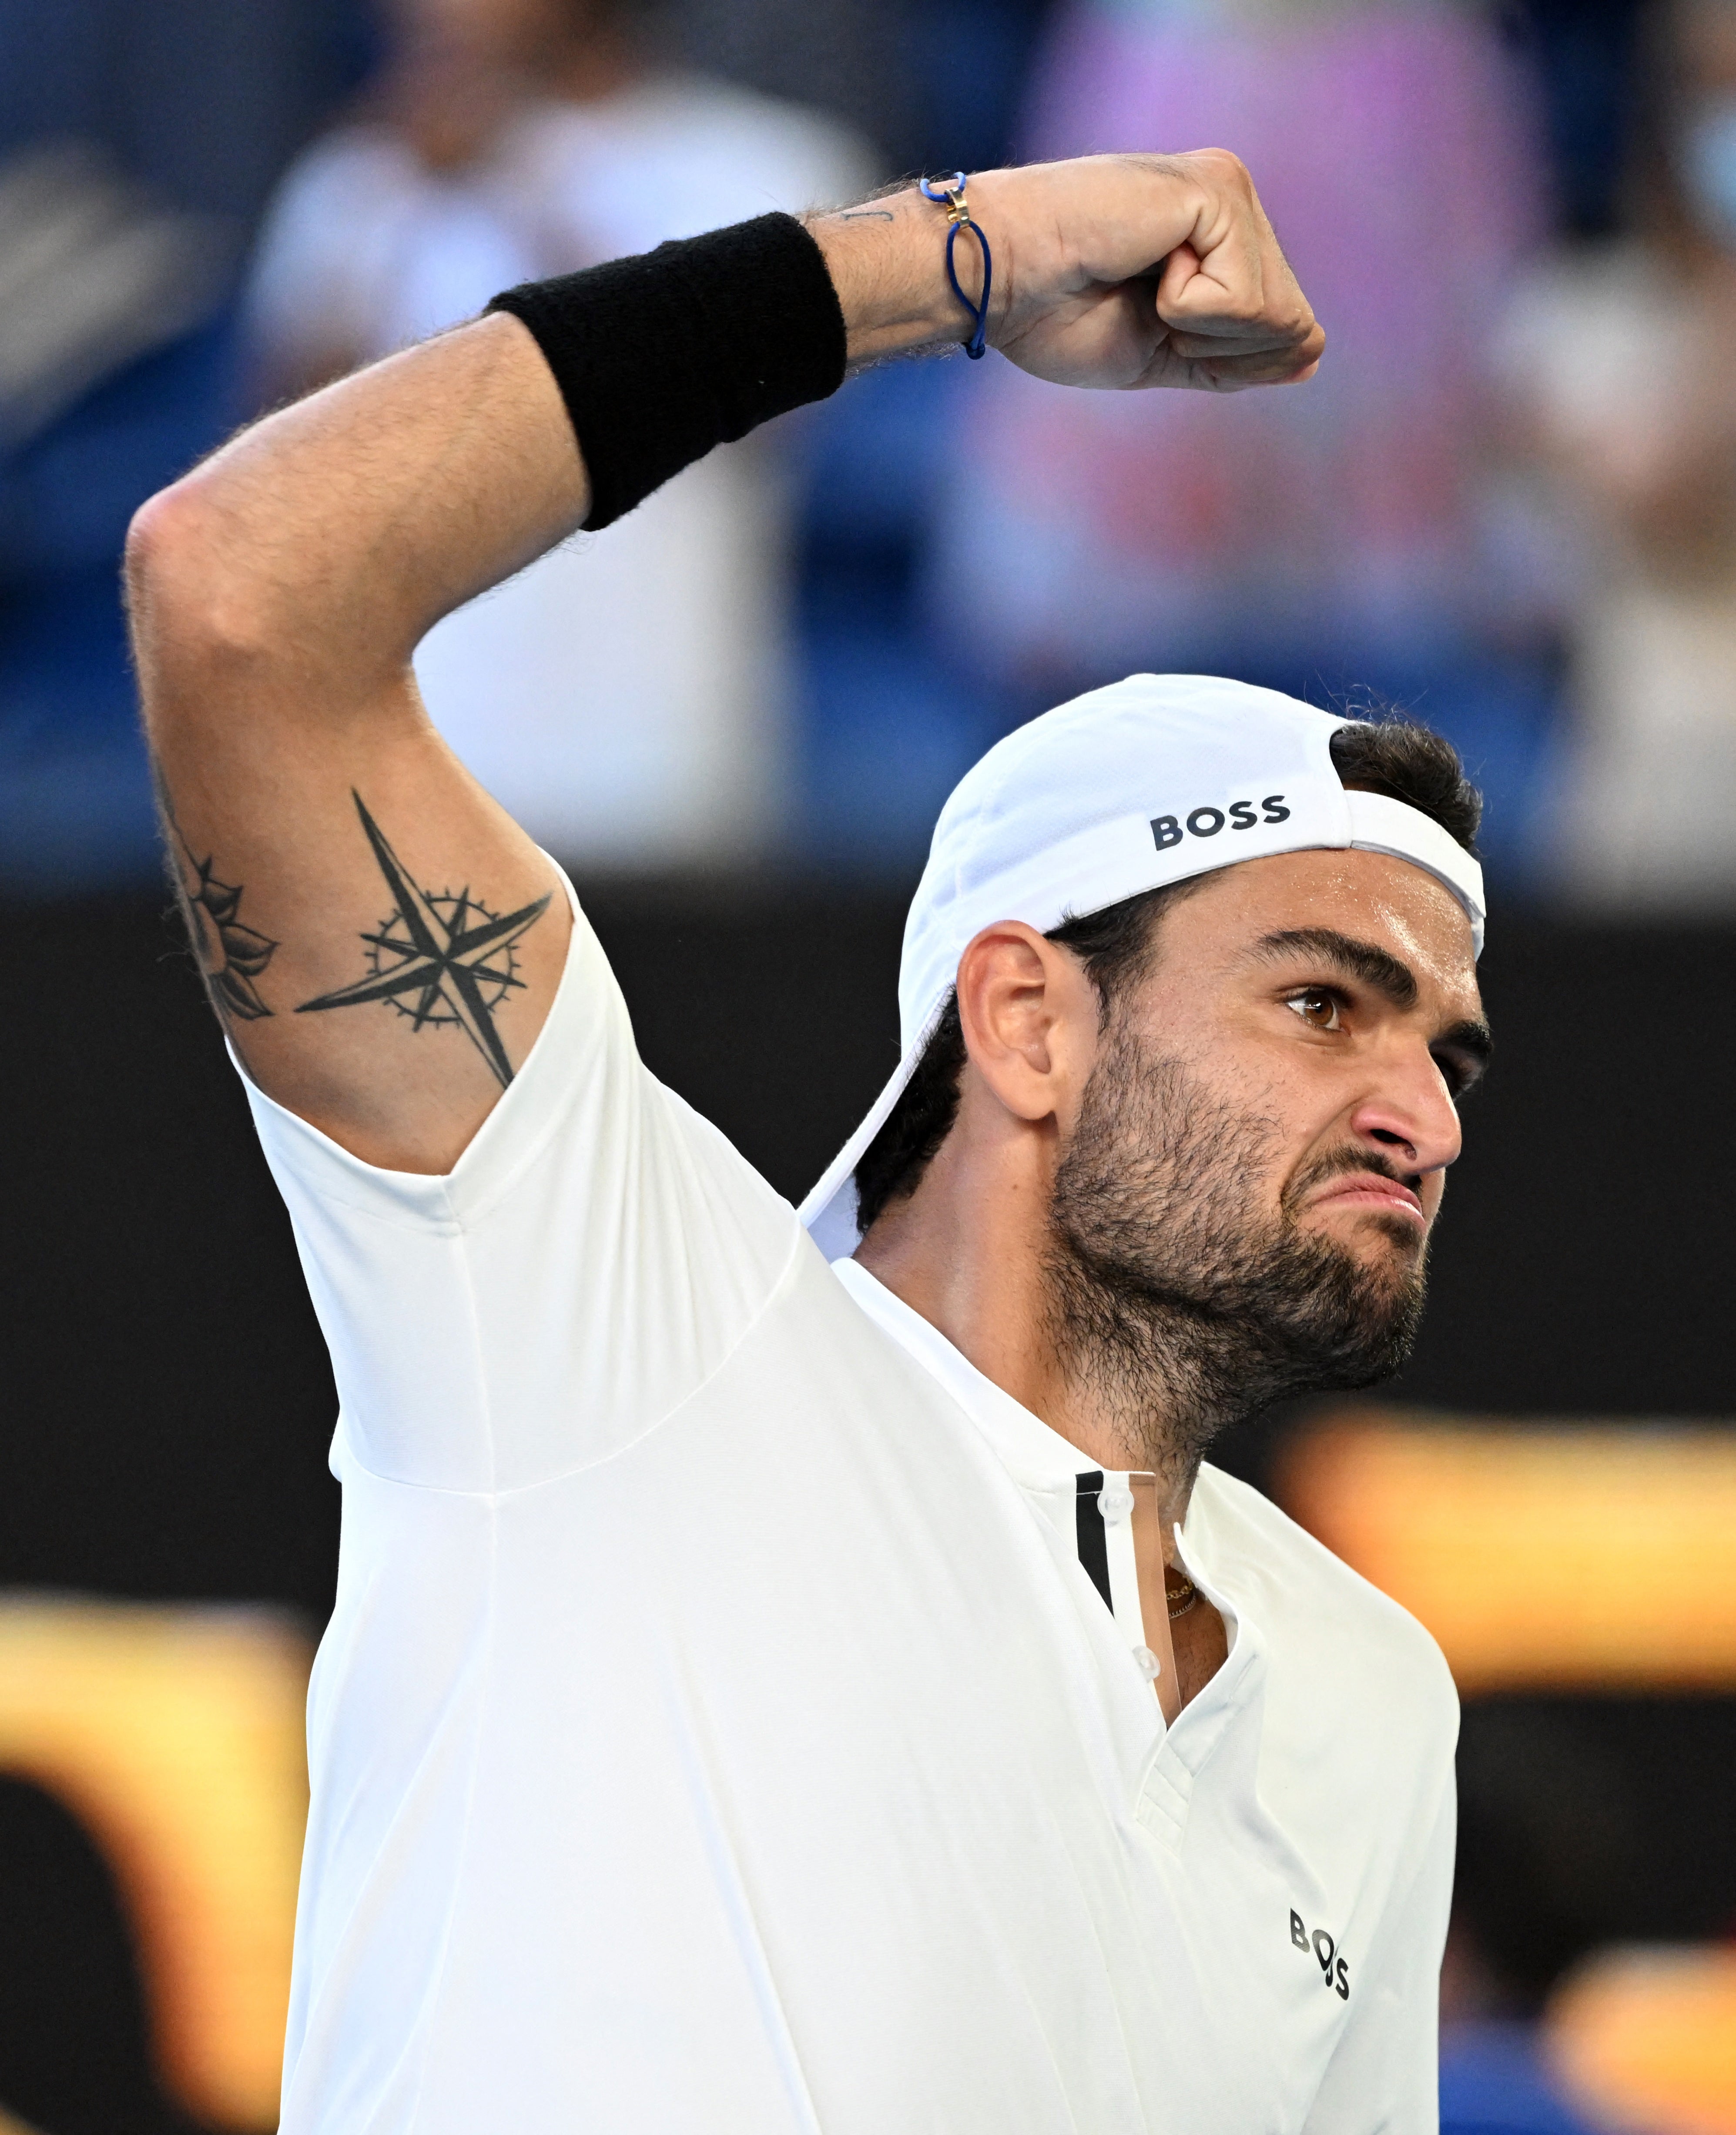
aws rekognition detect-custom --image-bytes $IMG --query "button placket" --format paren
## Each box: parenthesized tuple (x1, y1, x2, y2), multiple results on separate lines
(1098, 1471, 1181, 1726)
(1134, 1751, 1194, 1848)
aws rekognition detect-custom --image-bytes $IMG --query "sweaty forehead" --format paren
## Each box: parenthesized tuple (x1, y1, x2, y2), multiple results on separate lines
(1164, 848, 1482, 1008)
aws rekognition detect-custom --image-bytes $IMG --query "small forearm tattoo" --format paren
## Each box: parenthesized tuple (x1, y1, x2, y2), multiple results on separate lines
(296, 792, 550, 1088)
(157, 774, 278, 1026)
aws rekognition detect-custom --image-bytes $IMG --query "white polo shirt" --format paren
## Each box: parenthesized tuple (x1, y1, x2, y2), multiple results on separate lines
(242, 879, 1458, 2134)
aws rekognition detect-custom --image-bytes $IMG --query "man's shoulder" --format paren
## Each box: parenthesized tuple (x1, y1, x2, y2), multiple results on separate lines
(1193, 1463, 1458, 1736)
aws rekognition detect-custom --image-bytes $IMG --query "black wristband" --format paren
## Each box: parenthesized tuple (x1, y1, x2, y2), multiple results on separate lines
(487, 212, 847, 531)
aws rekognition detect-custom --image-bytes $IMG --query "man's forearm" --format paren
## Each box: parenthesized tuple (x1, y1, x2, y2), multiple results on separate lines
(131, 156, 1321, 741)
(127, 194, 945, 721)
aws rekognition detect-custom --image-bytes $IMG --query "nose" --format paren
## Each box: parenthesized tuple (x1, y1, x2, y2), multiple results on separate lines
(1347, 1043, 1463, 1182)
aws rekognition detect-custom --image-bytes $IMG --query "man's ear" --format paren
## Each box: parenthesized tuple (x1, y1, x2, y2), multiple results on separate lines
(954, 922, 1100, 1127)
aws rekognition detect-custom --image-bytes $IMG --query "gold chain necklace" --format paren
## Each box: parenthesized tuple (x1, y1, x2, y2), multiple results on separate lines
(1165, 1574, 1200, 1621)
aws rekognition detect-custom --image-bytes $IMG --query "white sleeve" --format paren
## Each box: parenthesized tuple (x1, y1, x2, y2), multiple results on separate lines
(1302, 1763, 1457, 2135)
(236, 870, 802, 1493)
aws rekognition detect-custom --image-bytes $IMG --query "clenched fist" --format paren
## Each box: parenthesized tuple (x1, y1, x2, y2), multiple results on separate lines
(811, 150, 1324, 393)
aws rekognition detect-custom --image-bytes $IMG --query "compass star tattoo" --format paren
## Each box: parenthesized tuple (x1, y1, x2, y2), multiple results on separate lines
(296, 793, 550, 1088)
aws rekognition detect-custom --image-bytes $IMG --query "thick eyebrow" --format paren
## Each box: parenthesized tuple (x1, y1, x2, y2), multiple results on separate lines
(1248, 927, 1494, 1086)
(1247, 928, 1419, 1009)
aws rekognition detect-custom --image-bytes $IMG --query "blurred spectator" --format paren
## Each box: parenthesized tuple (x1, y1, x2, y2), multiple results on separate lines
(249, 0, 872, 868)
(929, 0, 1554, 874)
(1501, 0, 1736, 911)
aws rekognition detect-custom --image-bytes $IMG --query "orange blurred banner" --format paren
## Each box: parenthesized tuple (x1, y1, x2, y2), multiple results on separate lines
(0, 1597, 310, 2129)
(1277, 1411, 1736, 1693)
(1550, 1946, 1736, 2135)
(1281, 1410, 1736, 2134)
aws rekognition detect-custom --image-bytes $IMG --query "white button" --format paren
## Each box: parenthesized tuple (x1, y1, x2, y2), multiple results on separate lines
(1133, 1645, 1162, 1680)
(1098, 1486, 1133, 1523)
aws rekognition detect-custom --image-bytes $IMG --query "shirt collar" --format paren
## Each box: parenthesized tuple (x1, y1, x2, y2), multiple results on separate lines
(830, 1257, 1100, 1488)
(831, 1258, 1271, 1759)
(829, 1256, 1234, 1610)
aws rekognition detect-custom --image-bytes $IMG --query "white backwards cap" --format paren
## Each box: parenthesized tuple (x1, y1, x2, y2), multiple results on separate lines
(798, 673, 1486, 1259)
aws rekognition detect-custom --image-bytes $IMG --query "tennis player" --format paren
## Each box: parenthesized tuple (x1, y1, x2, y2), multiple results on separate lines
(129, 153, 1488, 2132)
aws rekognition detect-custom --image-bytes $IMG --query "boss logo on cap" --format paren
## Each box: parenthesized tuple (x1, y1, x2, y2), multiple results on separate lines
(1151, 796, 1290, 850)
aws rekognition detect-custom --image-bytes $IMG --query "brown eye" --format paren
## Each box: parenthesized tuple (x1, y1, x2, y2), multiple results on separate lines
(1286, 989, 1341, 1032)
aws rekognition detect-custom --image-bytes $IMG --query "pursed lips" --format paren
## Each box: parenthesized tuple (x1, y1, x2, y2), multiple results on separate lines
(1307, 1173, 1426, 1225)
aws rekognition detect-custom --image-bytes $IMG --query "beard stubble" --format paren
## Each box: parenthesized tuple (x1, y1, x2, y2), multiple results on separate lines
(1043, 1019, 1428, 1485)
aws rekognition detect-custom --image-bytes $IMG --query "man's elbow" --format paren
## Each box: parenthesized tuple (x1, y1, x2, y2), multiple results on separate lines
(126, 476, 280, 691)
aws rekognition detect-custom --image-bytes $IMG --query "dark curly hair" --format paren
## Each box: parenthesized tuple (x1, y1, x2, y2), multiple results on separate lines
(851, 715, 1480, 1234)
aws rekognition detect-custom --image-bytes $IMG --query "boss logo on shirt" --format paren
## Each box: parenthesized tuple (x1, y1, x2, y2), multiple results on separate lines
(1291, 1910, 1350, 2001)
(1151, 796, 1290, 850)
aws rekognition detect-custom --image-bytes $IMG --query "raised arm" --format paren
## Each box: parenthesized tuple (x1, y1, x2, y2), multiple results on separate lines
(127, 151, 1320, 1175)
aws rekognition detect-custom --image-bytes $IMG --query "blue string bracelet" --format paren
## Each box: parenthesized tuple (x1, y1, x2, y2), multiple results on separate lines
(918, 171, 992, 360)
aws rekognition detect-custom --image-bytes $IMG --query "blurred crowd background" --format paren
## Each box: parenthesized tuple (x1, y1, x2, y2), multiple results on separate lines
(17, 0, 1736, 904)
(5, 2, 1736, 2132)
